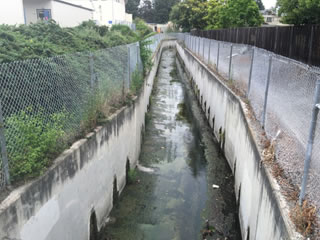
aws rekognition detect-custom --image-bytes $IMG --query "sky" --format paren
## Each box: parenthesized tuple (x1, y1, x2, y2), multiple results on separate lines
(262, 0, 277, 9)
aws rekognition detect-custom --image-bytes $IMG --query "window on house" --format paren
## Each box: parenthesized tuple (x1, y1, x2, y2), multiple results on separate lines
(36, 9, 52, 21)
(266, 17, 272, 23)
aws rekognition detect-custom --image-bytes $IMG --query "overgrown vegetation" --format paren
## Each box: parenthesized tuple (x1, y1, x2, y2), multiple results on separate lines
(134, 18, 153, 39)
(139, 37, 153, 75)
(277, 0, 320, 25)
(170, 0, 263, 32)
(0, 20, 140, 63)
(5, 108, 68, 182)
(127, 0, 178, 24)
(130, 69, 145, 94)
(0, 19, 155, 184)
(127, 168, 138, 184)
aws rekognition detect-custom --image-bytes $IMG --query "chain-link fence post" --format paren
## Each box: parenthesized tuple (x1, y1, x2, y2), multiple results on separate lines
(136, 42, 139, 68)
(0, 101, 10, 186)
(217, 42, 220, 72)
(198, 37, 200, 56)
(208, 39, 211, 65)
(128, 45, 131, 87)
(228, 44, 233, 81)
(262, 55, 273, 128)
(299, 78, 320, 205)
(89, 52, 95, 89)
(247, 47, 255, 97)
(202, 38, 205, 60)
(195, 37, 197, 54)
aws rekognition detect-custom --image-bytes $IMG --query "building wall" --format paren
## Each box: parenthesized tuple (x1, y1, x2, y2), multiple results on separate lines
(92, 0, 126, 25)
(263, 15, 283, 26)
(23, 0, 52, 24)
(51, 1, 93, 27)
(125, 13, 133, 23)
(0, 0, 25, 25)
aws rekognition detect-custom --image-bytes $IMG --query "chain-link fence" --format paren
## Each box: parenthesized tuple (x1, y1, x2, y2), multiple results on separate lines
(0, 36, 167, 189)
(183, 34, 320, 207)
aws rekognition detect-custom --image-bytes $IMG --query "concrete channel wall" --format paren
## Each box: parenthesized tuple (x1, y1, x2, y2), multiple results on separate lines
(176, 42, 301, 240)
(0, 40, 175, 240)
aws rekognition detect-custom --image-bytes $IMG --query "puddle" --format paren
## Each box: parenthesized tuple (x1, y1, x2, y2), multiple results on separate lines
(99, 49, 241, 240)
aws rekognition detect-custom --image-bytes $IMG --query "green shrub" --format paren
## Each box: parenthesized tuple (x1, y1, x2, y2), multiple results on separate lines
(127, 168, 138, 184)
(130, 69, 144, 94)
(5, 108, 68, 182)
(139, 38, 153, 75)
(134, 18, 153, 38)
(0, 20, 139, 63)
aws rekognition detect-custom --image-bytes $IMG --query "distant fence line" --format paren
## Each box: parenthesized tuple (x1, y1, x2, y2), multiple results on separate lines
(191, 25, 320, 67)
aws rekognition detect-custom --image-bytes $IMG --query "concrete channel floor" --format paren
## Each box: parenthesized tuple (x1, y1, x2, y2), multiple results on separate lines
(99, 49, 241, 240)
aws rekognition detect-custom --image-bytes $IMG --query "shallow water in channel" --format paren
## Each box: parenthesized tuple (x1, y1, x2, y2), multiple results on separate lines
(100, 49, 241, 240)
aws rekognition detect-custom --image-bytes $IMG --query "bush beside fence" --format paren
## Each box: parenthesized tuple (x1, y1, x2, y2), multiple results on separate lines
(0, 34, 164, 190)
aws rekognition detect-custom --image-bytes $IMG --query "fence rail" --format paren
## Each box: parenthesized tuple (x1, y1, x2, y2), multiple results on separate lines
(191, 25, 320, 67)
(182, 34, 320, 206)
(0, 34, 164, 190)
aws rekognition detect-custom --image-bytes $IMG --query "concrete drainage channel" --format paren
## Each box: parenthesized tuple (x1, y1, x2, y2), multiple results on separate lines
(99, 48, 240, 239)
(0, 40, 298, 240)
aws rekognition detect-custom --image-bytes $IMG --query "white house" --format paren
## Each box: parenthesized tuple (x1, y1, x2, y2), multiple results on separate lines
(0, 0, 94, 27)
(0, 0, 132, 27)
(65, 0, 133, 26)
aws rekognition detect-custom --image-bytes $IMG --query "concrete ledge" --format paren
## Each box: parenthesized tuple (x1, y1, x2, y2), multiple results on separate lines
(0, 40, 176, 240)
(176, 42, 302, 240)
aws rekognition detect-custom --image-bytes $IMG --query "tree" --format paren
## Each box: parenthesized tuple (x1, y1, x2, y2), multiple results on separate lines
(138, 0, 154, 23)
(277, 0, 320, 25)
(126, 0, 141, 18)
(153, 0, 179, 23)
(206, 0, 264, 29)
(170, 0, 209, 32)
(255, 0, 265, 10)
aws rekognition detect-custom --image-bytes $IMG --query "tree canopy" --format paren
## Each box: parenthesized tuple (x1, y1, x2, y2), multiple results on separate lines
(126, 0, 141, 19)
(170, 0, 208, 31)
(209, 0, 264, 29)
(153, 0, 179, 23)
(277, 0, 320, 25)
(138, 0, 154, 23)
(255, 0, 265, 10)
(170, 0, 264, 31)
(129, 0, 178, 23)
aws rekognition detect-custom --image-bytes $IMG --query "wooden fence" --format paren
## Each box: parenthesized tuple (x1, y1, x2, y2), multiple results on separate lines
(191, 25, 320, 67)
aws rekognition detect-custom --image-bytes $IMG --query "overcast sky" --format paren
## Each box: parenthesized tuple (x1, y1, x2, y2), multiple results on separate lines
(262, 0, 277, 9)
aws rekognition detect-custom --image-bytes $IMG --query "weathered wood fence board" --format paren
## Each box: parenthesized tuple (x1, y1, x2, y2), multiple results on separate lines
(192, 25, 320, 66)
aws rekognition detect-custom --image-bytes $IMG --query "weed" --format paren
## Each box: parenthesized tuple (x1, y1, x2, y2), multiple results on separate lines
(176, 103, 187, 121)
(130, 69, 144, 95)
(145, 112, 152, 125)
(5, 107, 68, 182)
(290, 201, 317, 236)
(127, 169, 138, 184)
(139, 38, 153, 75)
